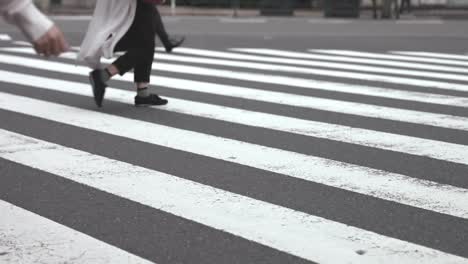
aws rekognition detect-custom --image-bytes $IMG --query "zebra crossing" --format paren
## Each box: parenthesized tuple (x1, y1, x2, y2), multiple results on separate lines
(0, 37, 468, 263)
(0, 199, 152, 264)
(390, 51, 468, 61)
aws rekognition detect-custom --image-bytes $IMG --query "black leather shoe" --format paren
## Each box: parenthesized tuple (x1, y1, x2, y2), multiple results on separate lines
(164, 36, 185, 53)
(135, 94, 168, 106)
(89, 70, 107, 107)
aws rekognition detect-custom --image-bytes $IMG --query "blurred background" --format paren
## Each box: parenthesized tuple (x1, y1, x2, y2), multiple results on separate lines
(32, 0, 468, 19)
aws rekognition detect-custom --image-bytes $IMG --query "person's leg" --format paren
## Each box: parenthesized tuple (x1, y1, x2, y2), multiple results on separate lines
(88, 0, 141, 108)
(110, 49, 138, 77)
(134, 45, 153, 89)
(131, 43, 167, 106)
(153, 5, 185, 53)
(88, 37, 138, 108)
(92, 46, 167, 107)
(372, 0, 377, 18)
(131, 0, 155, 87)
(153, 6, 170, 46)
(400, 0, 410, 13)
(131, 1, 167, 106)
(134, 45, 153, 92)
(90, 0, 167, 107)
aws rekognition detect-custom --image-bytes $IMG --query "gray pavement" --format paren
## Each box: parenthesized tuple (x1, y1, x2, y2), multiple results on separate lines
(44, 4, 468, 19)
(0, 16, 468, 264)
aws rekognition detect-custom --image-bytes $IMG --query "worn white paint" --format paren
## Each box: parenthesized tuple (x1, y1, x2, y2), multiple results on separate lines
(3, 69, 468, 167)
(152, 50, 468, 85)
(0, 92, 467, 219)
(6, 46, 468, 92)
(12, 41, 31, 46)
(219, 18, 267, 23)
(310, 49, 468, 67)
(0, 34, 11, 41)
(3, 47, 468, 108)
(166, 47, 468, 81)
(1, 130, 468, 264)
(1, 50, 468, 131)
(147, 66, 468, 131)
(0, 200, 153, 264)
(391, 51, 468, 61)
(395, 20, 444, 24)
(230, 48, 468, 74)
(153, 61, 468, 94)
(49, 15, 93, 21)
(308, 19, 351, 24)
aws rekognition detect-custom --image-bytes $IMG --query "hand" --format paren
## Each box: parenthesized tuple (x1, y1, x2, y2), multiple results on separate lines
(33, 25, 69, 57)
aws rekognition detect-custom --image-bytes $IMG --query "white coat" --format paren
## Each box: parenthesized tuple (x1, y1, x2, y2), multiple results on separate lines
(78, 0, 137, 69)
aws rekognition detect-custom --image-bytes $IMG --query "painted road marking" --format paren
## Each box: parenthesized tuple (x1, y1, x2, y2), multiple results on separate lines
(1, 129, 467, 264)
(1, 51, 468, 132)
(310, 49, 468, 67)
(0, 93, 467, 219)
(391, 51, 468, 61)
(0, 200, 153, 264)
(231, 48, 468, 74)
(0, 34, 11, 41)
(3, 69, 468, 166)
(5, 47, 468, 106)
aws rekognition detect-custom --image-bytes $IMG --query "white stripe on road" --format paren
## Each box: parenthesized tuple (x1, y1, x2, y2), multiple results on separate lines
(308, 19, 351, 24)
(12, 41, 31, 46)
(151, 66, 468, 131)
(153, 49, 468, 84)
(1, 130, 467, 264)
(49, 15, 92, 21)
(4, 47, 468, 106)
(1, 51, 468, 131)
(10, 48, 468, 91)
(229, 48, 468, 74)
(154, 63, 468, 105)
(391, 51, 468, 61)
(0, 92, 467, 220)
(395, 20, 443, 24)
(152, 55, 468, 92)
(310, 49, 468, 67)
(0, 34, 11, 41)
(219, 18, 267, 23)
(3, 70, 468, 166)
(0, 200, 153, 264)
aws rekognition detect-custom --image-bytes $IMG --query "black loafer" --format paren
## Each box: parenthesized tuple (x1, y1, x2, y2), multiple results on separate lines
(165, 36, 185, 53)
(135, 94, 168, 106)
(89, 70, 107, 107)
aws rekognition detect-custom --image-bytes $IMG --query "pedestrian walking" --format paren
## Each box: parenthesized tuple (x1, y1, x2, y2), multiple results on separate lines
(400, 0, 411, 14)
(0, 0, 68, 56)
(153, 2, 185, 53)
(78, 0, 168, 108)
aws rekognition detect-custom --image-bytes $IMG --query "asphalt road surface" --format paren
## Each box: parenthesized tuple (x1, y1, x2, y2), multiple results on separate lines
(1, 16, 468, 264)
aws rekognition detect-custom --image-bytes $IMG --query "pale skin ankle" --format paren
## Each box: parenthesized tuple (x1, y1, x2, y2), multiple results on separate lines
(106, 64, 148, 89)
(136, 82, 149, 89)
(106, 64, 120, 77)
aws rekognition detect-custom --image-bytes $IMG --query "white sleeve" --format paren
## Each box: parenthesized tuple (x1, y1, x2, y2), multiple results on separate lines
(0, 0, 54, 42)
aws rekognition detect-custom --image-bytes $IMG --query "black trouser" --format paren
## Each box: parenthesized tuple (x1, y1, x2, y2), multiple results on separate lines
(112, 0, 156, 83)
(153, 5, 170, 46)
